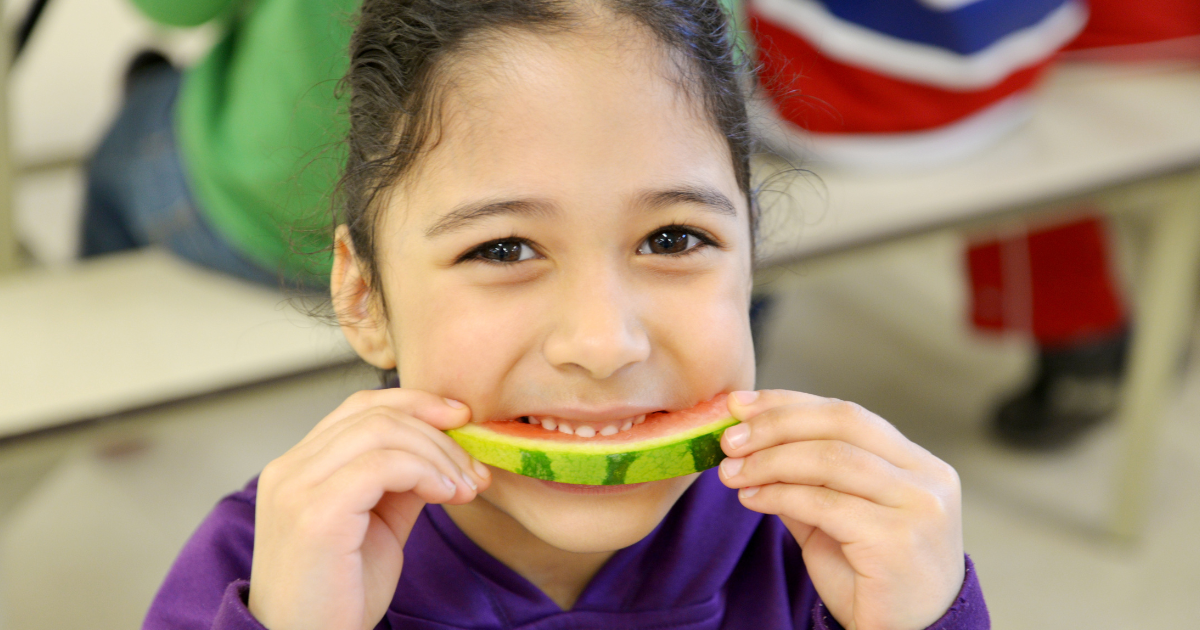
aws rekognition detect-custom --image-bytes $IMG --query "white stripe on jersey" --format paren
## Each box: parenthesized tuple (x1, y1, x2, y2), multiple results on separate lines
(753, 92, 1034, 169)
(917, 0, 990, 11)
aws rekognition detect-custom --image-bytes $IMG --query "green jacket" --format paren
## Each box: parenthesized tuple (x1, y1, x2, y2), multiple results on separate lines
(132, 0, 357, 280)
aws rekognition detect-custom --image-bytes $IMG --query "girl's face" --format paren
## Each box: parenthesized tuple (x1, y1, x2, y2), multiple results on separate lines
(337, 24, 755, 553)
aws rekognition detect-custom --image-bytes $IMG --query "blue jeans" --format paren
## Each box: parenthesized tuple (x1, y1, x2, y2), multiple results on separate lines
(80, 64, 281, 287)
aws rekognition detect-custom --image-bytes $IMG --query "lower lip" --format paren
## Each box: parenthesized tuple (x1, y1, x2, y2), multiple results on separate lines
(537, 478, 648, 494)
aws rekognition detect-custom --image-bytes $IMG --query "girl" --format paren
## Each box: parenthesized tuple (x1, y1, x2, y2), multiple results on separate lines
(144, 1, 986, 628)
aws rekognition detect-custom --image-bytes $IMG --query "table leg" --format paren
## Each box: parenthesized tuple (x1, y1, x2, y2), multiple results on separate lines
(0, 434, 78, 629)
(0, 0, 17, 274)
(0, 436, 76, 524)
(1111, 173, 1200, 541)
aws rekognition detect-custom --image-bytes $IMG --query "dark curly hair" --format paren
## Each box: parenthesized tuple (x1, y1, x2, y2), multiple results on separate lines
(336, 0, 757, 298)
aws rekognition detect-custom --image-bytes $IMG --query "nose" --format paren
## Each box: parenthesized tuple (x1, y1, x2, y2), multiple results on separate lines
(542, 267, 651, 380)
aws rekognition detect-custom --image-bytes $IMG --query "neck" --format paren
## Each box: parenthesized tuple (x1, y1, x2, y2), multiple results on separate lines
(442, 499, 613, 610)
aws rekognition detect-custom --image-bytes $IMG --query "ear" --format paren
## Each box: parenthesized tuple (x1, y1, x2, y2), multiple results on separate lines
(331, 225, 397, 370)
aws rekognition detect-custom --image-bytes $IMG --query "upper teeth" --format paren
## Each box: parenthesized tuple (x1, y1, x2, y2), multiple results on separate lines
(524, 414, 645, 437)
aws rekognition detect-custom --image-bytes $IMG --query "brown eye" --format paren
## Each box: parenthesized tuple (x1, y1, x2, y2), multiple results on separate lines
(638, 229, 700, 255)
(475, 239, 536, 263)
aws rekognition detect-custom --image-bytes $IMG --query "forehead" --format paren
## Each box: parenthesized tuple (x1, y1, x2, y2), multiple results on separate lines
(390, 22, 740, 226)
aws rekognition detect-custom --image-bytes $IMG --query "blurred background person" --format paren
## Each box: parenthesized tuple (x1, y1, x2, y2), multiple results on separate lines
(967, 0, 1199, 449)
(745, 0, 1198, 450)
(78, 0, 357, 288)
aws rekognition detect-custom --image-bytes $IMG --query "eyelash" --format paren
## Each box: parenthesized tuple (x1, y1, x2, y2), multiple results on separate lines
(638, 224, 721, 256)
(456, 224, 722, 265)
(456, 235, 539, 265)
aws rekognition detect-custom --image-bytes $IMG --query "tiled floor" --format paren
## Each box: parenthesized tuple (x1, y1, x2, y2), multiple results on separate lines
(2, 233, 1198, 629)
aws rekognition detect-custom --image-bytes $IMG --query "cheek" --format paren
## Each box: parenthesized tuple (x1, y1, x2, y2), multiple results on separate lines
(688, 300, 755, 385)
(393, 282, 544, 393)
(646, 265, 755, 383)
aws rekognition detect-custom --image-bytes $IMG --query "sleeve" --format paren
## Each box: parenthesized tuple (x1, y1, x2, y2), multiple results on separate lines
(810, 555, 989, 630)
(127, 0, 240, 27)
(211, 582, 270, 630)
(142, 481, 267, 630)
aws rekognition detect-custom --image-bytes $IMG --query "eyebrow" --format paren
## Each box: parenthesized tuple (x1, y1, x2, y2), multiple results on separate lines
(636, 186, 738, 218)
(425, 199, 558, 238)
(424, 185, 737, 238)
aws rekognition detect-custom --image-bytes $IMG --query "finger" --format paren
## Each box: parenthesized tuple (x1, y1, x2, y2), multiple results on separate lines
(315, 449, 462, 517)
(371, 492, 429, 551)
(728, 389, 824, 412)
(719, 440, 912, 507)
(788, 526, 856, 616)
(398, 415, 492, 489)
(781, 516, 816, 546)
(298, 389, 470, 448)
(723, 392, 924, 470)
(299, 411, 482, 492)
(736, 482, 890, 544)
(370, 462, 495, 555)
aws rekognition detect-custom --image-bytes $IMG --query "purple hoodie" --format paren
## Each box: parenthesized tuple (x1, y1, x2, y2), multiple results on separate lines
(143, 470, 988, 629)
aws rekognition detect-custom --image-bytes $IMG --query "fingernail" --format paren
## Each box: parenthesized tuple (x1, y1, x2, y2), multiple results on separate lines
(720, 457, 744, 478)
(724, 423, 750, 449)
(444, 398, 466, 409)
(441, 474, 457, 492)
(472, 458, 490, 479)
(732, 390, 759, 405)
(462, 473, 477, 492)
(739, 486, 760, 499)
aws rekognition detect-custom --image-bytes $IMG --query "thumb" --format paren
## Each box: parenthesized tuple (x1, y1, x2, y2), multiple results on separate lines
(779, 514, 818, 546)
(372, 491, 428, 548)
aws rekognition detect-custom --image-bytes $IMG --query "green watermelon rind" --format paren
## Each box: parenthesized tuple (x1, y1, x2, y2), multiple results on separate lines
(447, 415, 739, 485)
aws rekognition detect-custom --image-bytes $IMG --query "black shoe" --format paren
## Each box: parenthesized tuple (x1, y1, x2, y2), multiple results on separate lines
(123, 50, 173, 96)
(993, 328, 1129, 450)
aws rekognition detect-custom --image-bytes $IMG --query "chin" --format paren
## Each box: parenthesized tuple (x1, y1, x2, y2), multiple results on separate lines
(487, 469, 698, 553)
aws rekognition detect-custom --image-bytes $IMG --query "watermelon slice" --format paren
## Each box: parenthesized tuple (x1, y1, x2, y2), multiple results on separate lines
(446, 396, 738, 485)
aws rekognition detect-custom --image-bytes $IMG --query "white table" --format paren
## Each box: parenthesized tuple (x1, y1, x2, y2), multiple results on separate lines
(0, 250, 356, 440)
(0, 250, 357, 518)
(0, 0, 16, 273)
(754, 62, 1200, 540)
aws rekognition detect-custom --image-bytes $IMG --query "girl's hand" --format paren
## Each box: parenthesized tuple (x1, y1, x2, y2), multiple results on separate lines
(248, 389, 490, 630)
(718, 390, 964, 630)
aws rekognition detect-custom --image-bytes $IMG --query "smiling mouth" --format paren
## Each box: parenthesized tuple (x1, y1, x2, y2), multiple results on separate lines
(512, 413, 653, 438)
